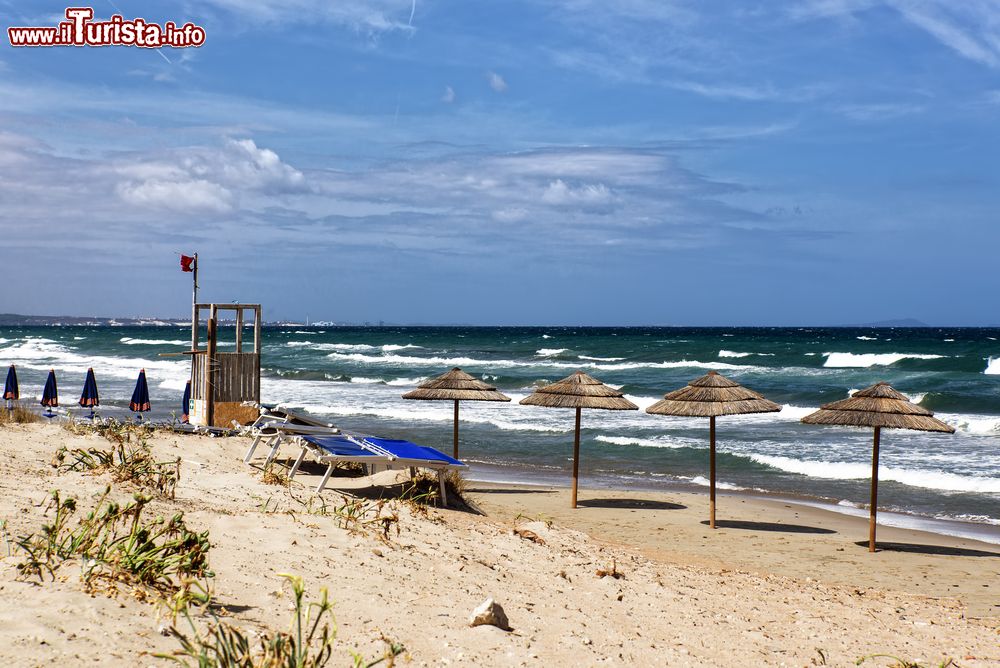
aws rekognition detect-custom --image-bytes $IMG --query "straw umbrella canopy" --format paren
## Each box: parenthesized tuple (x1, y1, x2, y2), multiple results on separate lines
(520, 371, 638, 508)
(646, 371, 781, 528)
(402, 368, 510, 459)
(801, 382, 953, 552)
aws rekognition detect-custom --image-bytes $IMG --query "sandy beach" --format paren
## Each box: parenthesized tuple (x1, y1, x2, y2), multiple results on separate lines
(1, 422, 997, 667)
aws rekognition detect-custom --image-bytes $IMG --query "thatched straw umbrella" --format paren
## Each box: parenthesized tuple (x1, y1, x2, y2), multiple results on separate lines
(402, 368, 510, 459)
(520, 371, 638, 508)
(801, 382, 954, 552)
(646, 371, 780, 528)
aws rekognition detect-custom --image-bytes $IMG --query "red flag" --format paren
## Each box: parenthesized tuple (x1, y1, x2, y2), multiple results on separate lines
(180, 255, 196, 272)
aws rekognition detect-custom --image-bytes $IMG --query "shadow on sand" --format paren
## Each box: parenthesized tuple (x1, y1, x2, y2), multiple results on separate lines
(578, 498, 687, 510)
(466, 487, 558, 495)
(855, 541, 1000, 557)
(702, 519, 836, 534)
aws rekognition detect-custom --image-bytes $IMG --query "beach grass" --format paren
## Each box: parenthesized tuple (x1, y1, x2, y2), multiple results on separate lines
(159, 573, 405, 668)
(12, 486, 212, 603)
(54, 418, 181, 498)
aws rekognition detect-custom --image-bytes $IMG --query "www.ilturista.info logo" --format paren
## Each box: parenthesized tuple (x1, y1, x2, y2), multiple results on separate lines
(7, 7, 205, 48)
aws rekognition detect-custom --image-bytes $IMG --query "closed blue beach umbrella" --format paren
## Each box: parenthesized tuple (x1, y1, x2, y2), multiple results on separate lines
(41, 369, 58, 417)
(181, 379, 191, 423)
(79, 368, 100, 418)
(129, 369, 151, 419)
(4, 364, 18, 410)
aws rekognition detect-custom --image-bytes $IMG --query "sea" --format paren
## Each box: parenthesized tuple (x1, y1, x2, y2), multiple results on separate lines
(2, 325, 999, 541)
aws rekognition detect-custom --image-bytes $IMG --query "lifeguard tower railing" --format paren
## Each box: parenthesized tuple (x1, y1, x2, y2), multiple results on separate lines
(189, 303, 261, 428)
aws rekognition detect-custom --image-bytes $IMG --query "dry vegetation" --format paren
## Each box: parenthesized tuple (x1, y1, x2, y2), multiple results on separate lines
(0, 405, 41, 425)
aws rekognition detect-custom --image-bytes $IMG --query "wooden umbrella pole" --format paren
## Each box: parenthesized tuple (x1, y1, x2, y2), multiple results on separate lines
(709, 415, 717, 529)
(571, 406, 581, 509)
(453, 400, 460, 460)
(869, 426, 881, 552)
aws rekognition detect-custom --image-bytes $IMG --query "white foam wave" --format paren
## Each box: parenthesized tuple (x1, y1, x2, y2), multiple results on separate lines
(0, 338, 189, 390)
(623, 394, 659, 412)
(748, 454, 1000, 493)
(325, 351, 757, 372)
(286, 341, 419, 353)
(349, 376, 384, 384)
(940, 413, 1000, 435)
(595, 435, 685, 449)
(984, 357, 1000, 375)
(536, 348, 568, 357)
(386, 377, 422, 387)
(347, 376, 423, 387)
(856, 336, 877, 341)
(120, 337, 188, 346)
(823, 352, 944, 368)
(776, 404, 815, 420)
(719, 350, 774, 358)
(687, 475, 745, 491)
(578, 355, 624, 362)
(541, 334, 553, 339)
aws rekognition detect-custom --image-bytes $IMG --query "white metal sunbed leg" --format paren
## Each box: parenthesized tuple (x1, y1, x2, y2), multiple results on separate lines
(316, 464, 335, 493)
(244, 434, 263, 463)
(438, 470, 448, 508)
(264, 437, 282, 465)
(288, 447, 307, 479)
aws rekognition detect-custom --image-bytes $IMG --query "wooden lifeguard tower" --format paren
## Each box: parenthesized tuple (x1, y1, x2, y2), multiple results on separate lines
(188, 303, 262, 428)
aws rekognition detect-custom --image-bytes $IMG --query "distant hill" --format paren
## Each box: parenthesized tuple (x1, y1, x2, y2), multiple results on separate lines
(0, 313, 299, 327)
(0, 313, 184, 326)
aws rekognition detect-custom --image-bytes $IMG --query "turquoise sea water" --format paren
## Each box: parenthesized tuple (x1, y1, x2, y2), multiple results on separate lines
(2, 325, 999, 533)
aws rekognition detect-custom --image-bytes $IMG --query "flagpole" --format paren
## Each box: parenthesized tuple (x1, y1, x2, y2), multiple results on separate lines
(190, 253, 199, 352)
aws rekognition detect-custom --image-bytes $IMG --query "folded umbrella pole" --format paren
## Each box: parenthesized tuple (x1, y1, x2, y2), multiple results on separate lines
(79, 368, 100, 419)
(129, 369, 151, 421)
(40, 369, 58, 418)
(181, 379, 191, 424)
(4, 364, 18, 411)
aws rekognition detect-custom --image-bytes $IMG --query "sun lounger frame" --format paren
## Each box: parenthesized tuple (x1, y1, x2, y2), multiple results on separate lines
(285, 434, 466, 504)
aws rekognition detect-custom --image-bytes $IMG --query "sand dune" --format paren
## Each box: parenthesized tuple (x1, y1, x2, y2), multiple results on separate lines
(0, 423, 995, 666)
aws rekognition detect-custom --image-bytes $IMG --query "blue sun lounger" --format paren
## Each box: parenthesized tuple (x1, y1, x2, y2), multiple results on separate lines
(287, 434, 466, 502)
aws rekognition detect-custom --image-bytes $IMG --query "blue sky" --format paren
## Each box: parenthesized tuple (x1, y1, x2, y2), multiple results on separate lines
(0, 1, 998, 325)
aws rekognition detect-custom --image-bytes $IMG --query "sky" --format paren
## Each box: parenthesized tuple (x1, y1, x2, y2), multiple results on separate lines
(0, 1, 998, 326)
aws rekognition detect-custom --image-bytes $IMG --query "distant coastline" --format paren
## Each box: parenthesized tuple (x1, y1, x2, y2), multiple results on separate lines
(3, 313, 996, 328)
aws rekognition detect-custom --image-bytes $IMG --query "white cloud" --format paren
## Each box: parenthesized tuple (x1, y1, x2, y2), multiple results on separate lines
(488, 71, 508, 93)
(541, 179, 615, 207)
(113, 138, 306, 214)
(117, 179, 235, 214)
(442, 86, 456, 103)
(792, 1, 1000, 69)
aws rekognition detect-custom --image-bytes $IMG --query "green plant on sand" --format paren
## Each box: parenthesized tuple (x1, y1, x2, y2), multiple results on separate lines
(159, 573, 405, 668)
(13, 486, 212, 603)
(53, 418, 180, 498)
